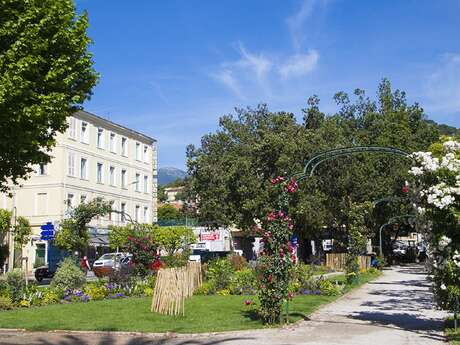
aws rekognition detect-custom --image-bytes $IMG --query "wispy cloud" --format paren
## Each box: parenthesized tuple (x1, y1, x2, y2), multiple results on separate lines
(212, 45, 319, 97)
(211, 69, 243, 98)
(279, 50, 319, 79)
(148, 81, 170, 105)
(236, 43, 273, 81)
(423, 53, 460, 115)
(287, 0, 322, 51)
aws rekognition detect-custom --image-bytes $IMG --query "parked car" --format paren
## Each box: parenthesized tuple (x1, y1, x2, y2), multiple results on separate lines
(188, 249, 231, 263)
(34, 265, 55, 282)
(93, 252, 130, 277)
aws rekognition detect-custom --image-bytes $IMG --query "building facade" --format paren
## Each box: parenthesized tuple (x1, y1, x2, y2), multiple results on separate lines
(1, 110, 157, 272)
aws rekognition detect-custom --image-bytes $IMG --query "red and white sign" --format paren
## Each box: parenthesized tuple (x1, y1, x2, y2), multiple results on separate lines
(200, 232, 220, 241)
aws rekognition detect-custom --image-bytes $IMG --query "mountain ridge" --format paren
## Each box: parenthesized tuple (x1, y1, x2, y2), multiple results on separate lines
(158, 167, 187, 186)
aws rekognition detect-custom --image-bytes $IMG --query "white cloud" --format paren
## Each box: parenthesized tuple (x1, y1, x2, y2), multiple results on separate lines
(212, 45, 319, 97)
(423, 53, 460, 115)
(287, 0, 322, 51)
(279, 50, 319, 79)
(211, 69, 243, 98)
(236, 43, 273, 81)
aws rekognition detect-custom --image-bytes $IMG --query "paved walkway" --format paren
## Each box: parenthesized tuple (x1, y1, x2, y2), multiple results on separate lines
(0, 265, 447, 345)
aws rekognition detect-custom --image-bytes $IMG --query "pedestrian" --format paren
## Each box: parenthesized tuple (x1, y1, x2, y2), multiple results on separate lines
(80, 256, 91, 275)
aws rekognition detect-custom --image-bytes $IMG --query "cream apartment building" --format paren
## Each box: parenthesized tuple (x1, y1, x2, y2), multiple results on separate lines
(1, 110, 157, 272)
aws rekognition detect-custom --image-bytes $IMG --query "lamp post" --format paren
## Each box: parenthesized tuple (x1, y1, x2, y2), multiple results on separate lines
(7, 191, 17, 272)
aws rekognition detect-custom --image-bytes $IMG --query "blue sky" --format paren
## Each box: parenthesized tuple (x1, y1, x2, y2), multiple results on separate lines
(75, 0, 460, 170)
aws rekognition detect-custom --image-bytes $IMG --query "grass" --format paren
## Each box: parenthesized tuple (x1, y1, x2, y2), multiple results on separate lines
(0, 270, 381, 333)
(446, 318, 460, 344)
(308, 264, 333, 275)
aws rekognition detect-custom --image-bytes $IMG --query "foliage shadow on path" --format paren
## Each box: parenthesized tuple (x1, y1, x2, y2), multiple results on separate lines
(31, 335, 256, 345)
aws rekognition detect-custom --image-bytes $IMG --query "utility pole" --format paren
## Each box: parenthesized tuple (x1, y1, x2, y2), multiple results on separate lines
(7, 191, 17, 272)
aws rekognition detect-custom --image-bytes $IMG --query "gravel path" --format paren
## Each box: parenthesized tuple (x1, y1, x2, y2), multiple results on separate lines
(0, 265, 447, 345)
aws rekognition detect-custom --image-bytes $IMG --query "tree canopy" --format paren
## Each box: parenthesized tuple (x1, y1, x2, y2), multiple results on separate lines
(186, 79, 440, 243)
(55, 198, 111, 252)
(0, 0, 98, 193)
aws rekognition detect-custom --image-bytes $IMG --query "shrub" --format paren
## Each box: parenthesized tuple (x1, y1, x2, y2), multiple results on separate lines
(216, 289, 230, 296)
(6, 269, 26, 302)
(161, 251, 190, 268)
(229, 268, 257, 295)
(206, 258, 234, 290)
(51, 257, 86, 291)
(127, 277, 155, 297)
(18, 299, 30, 308)
(292, 264, 314, 288)
(318, 279, 342, 296)
(42, 289, 62, 305)
(0, 296, 14, 310)
(0, 280, 10, 298)
(228, 254, 247, 271)
(125, 234, 160, 277)
(194, 281, 216, 295)
(83, 283, 108, 301)
(368, 267, 378, 274)
(375, 255, 386, 269)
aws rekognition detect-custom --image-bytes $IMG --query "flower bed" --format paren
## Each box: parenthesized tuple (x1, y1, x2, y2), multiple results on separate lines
(0, 273, 155, 310)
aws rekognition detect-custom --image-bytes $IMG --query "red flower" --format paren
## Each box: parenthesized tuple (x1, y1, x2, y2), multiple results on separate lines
(149, 259, 162, 271)
(288, 292, 294, 300)
(244, 299, 253, 306)
(402, 185, 409, 194)
(268, 274, 273, 283)
(280, 249, 285, 257)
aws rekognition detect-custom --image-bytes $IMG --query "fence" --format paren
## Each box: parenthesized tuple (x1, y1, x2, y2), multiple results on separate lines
(325, 253, 371, 271)
(150, 262, 202, 316)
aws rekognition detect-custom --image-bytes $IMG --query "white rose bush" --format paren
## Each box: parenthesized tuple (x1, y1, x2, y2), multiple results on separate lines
(409, 138, 460, 312)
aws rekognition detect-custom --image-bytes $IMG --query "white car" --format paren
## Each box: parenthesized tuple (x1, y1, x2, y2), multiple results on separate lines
(92, 252, 129, 269)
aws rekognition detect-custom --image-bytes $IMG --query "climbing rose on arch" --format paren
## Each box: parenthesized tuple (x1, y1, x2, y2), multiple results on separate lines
(257, 175, 298, 324)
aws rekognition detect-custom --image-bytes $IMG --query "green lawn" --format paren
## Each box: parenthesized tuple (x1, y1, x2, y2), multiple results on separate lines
(446, 318, 460, 344)
(0, 270, 381, 333)
(0, 295, 336, 333)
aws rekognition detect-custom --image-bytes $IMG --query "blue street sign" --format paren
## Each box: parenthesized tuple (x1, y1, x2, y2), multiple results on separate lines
(40, 222, 54, 231)
(40, 222, 55, 240)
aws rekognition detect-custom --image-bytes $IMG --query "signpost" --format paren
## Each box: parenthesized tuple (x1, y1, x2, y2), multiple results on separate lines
(40, 222, 55, 241)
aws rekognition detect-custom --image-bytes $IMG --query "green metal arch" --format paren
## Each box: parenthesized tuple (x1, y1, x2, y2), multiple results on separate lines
(294, 146, 410, 182)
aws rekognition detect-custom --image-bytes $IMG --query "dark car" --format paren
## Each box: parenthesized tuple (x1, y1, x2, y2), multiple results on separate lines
(34, 265, 55, 282)
(189, 249, 231, 263)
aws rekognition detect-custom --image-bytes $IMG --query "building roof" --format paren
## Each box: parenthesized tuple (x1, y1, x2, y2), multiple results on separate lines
(75, 110, 156, 144)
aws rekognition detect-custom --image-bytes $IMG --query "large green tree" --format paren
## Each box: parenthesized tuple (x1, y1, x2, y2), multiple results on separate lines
(0, 0, 98, 193)
(186, 80, 440, 248)
(55, 198, 111, 253)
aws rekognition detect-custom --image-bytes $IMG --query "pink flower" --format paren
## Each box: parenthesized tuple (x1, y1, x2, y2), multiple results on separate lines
(288, 292, 294, 300)
(285, 178, 299, 193)
(267, 212, 277, 221)
(270, 176, 285, 185)
(280, 249, 285, 257)
(268, 274, 273, 283)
